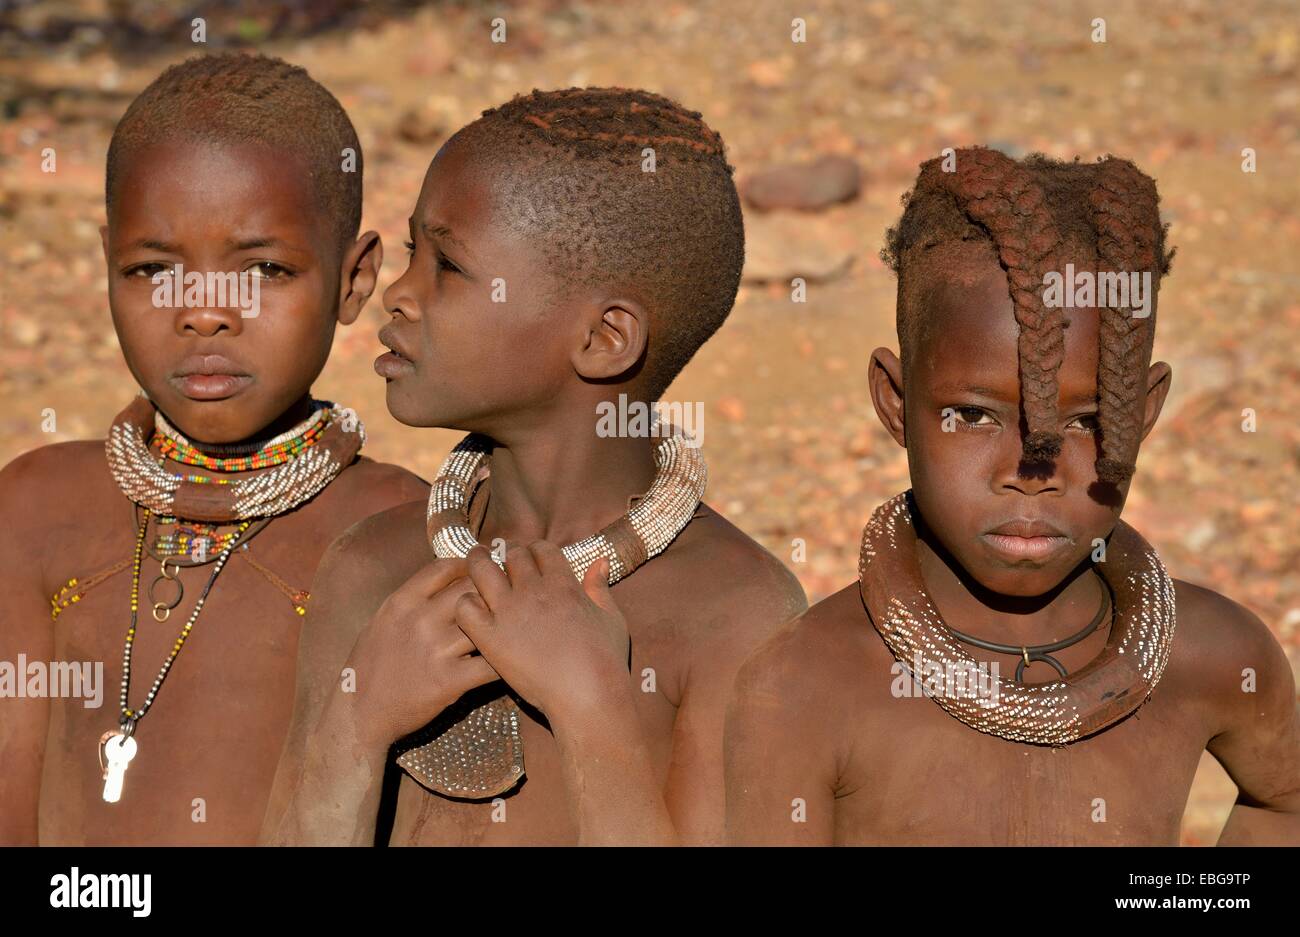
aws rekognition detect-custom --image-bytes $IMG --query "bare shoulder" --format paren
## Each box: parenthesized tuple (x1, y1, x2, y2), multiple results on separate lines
(297, 499, 433, 669)
(315, 497, 431, 601)
(644, 502, 808, 625)
(0, 440, 122, 565)
(312, 455, 429, 527)
(1162, 578, 1294, 724)
(734, 582, 887, 710)
(0, 439, 112, 503)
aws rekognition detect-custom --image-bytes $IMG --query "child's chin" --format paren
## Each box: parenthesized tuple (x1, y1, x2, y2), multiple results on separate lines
(155, 393, 273, 445)
(972, 559, 1077, 599)
(383, 387, 444, 429)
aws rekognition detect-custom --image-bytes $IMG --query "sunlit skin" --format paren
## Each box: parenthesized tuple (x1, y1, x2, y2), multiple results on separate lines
(375, 137, 589, 435)
(877, 248, 1168, 648)
(263, 132, 808, 846)
(725, 244, 1300, 845)
(0, 137, 428, 845)
(103, 140, 362, 444)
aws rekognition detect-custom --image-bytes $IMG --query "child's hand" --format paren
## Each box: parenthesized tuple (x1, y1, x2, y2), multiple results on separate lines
(346, 558, 500, 746)
(456, 542, 630, 724)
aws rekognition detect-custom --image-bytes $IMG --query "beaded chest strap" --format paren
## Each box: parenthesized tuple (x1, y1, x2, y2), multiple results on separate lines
(395, 428, 707, 798)
(858, 492, 1176, 745)
(106, 395, 364, 522)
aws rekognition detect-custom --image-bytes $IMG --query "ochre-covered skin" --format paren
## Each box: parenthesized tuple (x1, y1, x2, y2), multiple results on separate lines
(0, 134, 428, 845)
(725, 242, 1300, 846)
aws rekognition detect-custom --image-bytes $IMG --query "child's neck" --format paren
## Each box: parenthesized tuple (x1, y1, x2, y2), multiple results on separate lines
(155, 393, 316, 481)
(477, 420, 658, 548)
(915, 534, 1103, 646)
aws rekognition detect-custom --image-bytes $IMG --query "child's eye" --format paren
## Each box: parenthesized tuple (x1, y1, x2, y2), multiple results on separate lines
(1068, 413, 1100, 433)
(437, 253, 461, 275)
(246, 262, 291, 279)
(404, 239, 416, 255)
(954, 406, 994, 426)
(124, 262, 173, 279)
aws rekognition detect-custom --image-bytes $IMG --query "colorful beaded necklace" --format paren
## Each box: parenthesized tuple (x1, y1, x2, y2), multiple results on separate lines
(96, 395, 363, 803)
(154, 405, 329, 473)
(106, 395, 365, 522)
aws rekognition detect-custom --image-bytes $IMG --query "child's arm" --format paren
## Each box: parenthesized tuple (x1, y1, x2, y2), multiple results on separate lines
(261, 533, 387, 846)
(724, 624, 839, 845)
(1204, 595, 1300, 845)
(458, 542, 811, 844)
(0, 450, 58, 844)
(262, 535, 496, 845)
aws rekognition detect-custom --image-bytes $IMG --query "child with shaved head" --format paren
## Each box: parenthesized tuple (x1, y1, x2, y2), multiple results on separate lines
(725, 147, 1300, 845)
(264, 87, 807, 846)
(0, 53, 427, 844)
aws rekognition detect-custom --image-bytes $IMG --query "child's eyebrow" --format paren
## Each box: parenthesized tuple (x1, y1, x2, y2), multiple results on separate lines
(420, 222, 470, 254)
(228, 236, 283, 251)
(126, 238, 183, 253)
(932, 382, 1015, 400)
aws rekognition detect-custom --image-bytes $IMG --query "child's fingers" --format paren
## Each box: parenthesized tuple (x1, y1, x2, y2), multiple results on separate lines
(453, 653, 500, 693)
(466, 544, 509, 608)
(397, 556, 470, 600)
(529, 540, 570, 579)
(444, 621, 478, 658)
(452, 590, 492, 642)
(503, 539, 541, 588)
(582, 557, 617, 611)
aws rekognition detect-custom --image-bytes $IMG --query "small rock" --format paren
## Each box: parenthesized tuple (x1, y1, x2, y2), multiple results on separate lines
(742, 214, 856, 284)
(395, 104, 447, 145)
(742, 155, 862, 212)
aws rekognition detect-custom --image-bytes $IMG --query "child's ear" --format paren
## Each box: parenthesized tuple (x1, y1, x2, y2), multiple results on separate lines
(1139, 361, 1173, 441)
(338, 230, 383, 326)
(868, 347, 907, 448)
(572, 298, 647, 382)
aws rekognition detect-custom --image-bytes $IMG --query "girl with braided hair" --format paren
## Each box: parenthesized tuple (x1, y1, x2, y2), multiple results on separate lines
(726, 147, 1300, 845)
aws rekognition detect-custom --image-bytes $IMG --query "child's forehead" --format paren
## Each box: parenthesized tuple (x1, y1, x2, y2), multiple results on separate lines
(112, 138, 323, 236)
(913, 260, 1102, 395)
(414, 137, 536, 250)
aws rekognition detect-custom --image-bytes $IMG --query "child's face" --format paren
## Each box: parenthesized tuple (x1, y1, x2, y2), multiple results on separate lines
(378, 137, 576, 432)
(871, 252, 1171, 598)
(102, 140, 345, 443)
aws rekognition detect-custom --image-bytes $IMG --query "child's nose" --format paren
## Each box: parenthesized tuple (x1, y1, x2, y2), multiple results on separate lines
(174, 304, 244, 338)
(382, 269, 421, 322)
(994, 438, 1063, 496)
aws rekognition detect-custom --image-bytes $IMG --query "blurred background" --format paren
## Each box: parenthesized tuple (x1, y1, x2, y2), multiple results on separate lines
(1, 0, 1296, 844)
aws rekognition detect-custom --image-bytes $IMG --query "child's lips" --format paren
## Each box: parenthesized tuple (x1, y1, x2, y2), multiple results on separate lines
(374, 349, 414, 379)
(981, 532, 1071, 561)
(169, 354, 252, 401)
(170, 373, 253, 400)
(981, 520, 1072, 562)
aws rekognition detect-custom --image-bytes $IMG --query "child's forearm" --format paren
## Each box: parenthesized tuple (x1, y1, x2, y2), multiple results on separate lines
(1217, 799, 1300, 846)
(552, 691, 677, 846)
(265, 695, 388, 847)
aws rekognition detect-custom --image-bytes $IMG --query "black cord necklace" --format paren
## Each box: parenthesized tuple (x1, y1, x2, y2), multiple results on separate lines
(945, 571, 1112, 681)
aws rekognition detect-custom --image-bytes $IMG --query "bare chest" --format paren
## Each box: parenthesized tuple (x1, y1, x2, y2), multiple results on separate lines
(389, 599, 687, 846)
(38, 526, 317, 844)
(835, 684, 1208, 845)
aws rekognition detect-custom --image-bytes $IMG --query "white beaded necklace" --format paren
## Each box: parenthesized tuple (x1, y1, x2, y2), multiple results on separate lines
(425, 427, 707, 584)
(398, 425, 708, 798)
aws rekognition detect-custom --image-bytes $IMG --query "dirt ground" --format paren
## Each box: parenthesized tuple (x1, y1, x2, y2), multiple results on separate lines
(2, 0, 1297, 845)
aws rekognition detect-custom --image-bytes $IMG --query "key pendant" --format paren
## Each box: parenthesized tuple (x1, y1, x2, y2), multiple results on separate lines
(101, 733, 138, 804)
